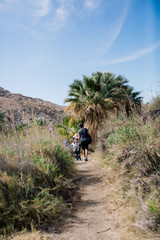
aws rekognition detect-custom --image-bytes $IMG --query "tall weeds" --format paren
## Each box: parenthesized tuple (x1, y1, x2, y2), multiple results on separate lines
(97, 102, 160, 234)
(0, 123, 75, 236)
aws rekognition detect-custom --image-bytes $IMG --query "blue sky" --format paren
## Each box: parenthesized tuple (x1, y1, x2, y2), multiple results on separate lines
(0, 0, 160, 105)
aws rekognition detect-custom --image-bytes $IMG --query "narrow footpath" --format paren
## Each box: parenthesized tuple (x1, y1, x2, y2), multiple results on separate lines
(49, 158, 119, 240)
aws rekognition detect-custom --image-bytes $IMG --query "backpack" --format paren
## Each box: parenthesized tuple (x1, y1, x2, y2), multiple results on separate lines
(87, 134, 92, 144)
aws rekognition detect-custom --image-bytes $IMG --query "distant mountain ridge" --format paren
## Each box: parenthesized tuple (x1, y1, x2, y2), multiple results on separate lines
(0, 87, 65, 128)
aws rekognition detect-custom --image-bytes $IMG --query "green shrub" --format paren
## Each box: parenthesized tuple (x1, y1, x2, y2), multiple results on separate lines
(15, 121, 28, 131)
(0, 112, 5, 131)
(53, 143, 74, 176)
(0, 125, 75, 236)
(35, 118, 47, 126)
(107, 125, 139, 146)
(149, 200, 160, 224)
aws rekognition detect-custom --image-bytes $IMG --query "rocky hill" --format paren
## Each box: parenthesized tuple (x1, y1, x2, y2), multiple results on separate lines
(0, 87, 65, 128)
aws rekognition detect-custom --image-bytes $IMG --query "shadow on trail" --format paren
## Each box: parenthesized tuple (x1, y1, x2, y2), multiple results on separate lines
(63, 198, 101, 230)
(52, 161, 103, 233)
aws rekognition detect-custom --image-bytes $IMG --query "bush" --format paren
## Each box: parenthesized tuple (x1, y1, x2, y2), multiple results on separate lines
(97, 111, 160, 232)
(0, 112, 5, 131)
(15, 121, 28, 131)
(150, 200, 160, 224)
(0, 124, 75, 236)
(107, 125, 140, 146)
(149, 95, 160, 118)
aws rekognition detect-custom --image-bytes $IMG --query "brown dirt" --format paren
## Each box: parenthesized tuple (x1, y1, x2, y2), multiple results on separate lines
(48, 157, 119, 240)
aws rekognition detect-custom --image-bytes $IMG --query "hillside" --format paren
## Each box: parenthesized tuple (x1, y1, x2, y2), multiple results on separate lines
(0, 87, 65, 127)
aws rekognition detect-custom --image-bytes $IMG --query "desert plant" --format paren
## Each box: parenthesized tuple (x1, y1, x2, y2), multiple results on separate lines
(65, 71, 142, 143)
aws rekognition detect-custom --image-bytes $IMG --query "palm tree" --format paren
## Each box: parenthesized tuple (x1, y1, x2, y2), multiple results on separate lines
(121, 86, 142, 117)
(65, 72, 142, 143)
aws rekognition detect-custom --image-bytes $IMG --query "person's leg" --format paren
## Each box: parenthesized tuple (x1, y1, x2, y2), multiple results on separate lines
(83, 149, 85, 158)
(75, 150, 78, 160)
(84, 149, 88, 160)
(84, 143, 88, 160)
(78, 149, 81, 160)
(85, 149, 88, 158)
(75, 151, 78, 160)
(81, 142, 85, 158)
(81, 142, 88, 160)
(76, 149, 80, 160)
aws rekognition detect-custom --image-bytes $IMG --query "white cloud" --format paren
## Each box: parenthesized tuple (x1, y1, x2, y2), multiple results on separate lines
(46, 5, 69, 30)
(46, 0, 100, 30)
(99, 0, 130, 55)
(34, 0, 50, 18)
(0, 0, 101, 30)
(105, 41, 160, 65)
(0, 0, 72, 30)
(56, 6, 68, 21)
(84, 0, 99, 10)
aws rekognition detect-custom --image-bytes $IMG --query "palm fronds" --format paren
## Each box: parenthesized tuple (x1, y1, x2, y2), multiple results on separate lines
(65, 72, 142, 143)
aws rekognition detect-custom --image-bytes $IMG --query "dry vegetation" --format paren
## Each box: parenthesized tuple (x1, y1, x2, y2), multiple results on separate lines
(7, 231, 51, 240)
(1, 88, 160, 239)
(95, 98, 160, 239)
(0, 122, 76, 238)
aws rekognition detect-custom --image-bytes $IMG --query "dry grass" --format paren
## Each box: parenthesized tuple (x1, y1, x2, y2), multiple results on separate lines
(95, 101, 160, 239)
(93, 151, 160, 240)
(6, 231, 51, 240)
(92, 152, 145, 239)
(0, 123, 75, 237)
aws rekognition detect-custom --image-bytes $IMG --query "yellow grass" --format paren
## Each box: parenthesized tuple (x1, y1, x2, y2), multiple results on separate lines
(92, 151, 159, 240)
(8, 231, 51, 240)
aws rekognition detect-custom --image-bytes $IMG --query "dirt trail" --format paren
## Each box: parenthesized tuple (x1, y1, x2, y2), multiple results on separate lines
(49, 158, 119, 240)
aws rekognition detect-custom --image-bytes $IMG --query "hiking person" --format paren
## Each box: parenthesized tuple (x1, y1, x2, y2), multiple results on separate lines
(68, 136, 81, 161)
(78, 122, 89, 161)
